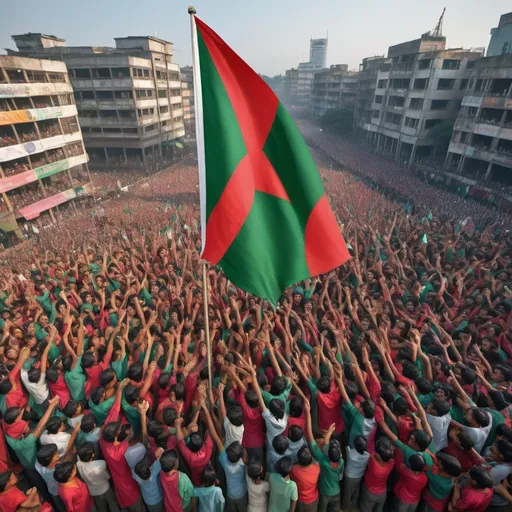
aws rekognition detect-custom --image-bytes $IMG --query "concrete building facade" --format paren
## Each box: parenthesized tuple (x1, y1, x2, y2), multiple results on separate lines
(283, 68, 298, 105)
(487, 12, 512, 57)
(359, 33, 483, 164)
(445, 54, 512, 184)
(296, 62, 323, 106)
(310, 38, 328, 68)
(0, 55, 92, 240)
(310, 65, 359, 118)
(181, 66, 195, 141)
(10, 33, 185, 166)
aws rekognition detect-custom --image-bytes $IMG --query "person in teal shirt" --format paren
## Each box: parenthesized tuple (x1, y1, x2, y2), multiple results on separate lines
(268, 457, 298, 512)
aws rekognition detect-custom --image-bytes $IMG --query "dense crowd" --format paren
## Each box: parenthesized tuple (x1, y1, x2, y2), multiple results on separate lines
(1, 142, 512, 512)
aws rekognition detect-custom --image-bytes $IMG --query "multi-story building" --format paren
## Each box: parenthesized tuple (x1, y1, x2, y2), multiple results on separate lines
(0, 55, 92, 242)
(359, 32, 483, 163)
(310, 38, 328, 68)
(9, 33, 185, 166)
(445, 54, 512, 183)
(487, 12, 512, 57)
(310, 65, 359, 117)
(354, 56, 387, 139)
(283, 68, 298, 105)
(296, 62, 323, 106)
(181, 66, 195, 141)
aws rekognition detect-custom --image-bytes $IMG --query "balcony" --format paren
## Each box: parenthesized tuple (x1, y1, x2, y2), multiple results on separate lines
(0, 105, 77, 127)
(465, 145, 492, 161)
(448, 142, 467, 154)
(0, 82, 73, 99)
(79, 116, 138, 127)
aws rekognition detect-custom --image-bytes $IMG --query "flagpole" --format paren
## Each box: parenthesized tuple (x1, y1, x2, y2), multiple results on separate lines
(189, 6, 213, 391)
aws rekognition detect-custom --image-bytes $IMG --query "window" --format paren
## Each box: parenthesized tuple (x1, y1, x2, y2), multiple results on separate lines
(92, 68, 111, 79)
(160, 106, 169, 114)
(48, 73, 66, 83)
(170, 89, 181, 97)
(82, 91, 95, 100)
(6, 69, 25, 83)
(73, 68, 91, 79)
(466, 60, 476, 69)
(409, 98, 424, 110)
(385, 112, 402, 125)
(26, 71, 46, 83)
(124, 128, 138, 134)
(119, 110, 135, 119)
(96, 91, 114, 101)
(425, 119, 442, 129)
(413, 78, 429, 90)
(135, 90, 153, 98)
(388, 96, 405, 107)
(145, 124, 156, 132)
(437, 79, 455, 90)
(389, 79, 410, 89)
(404, 117, 419, 129)
(112, 67, 130, 78)
(417, 59, 432, 70)
(460, 131, 469, 143)
(170, 72, 180, 81)
(103, 128, 122, 133)
(377, 79, 387, 89)
(467, 107, 478, 117)
(442, 60, 461, 70)
(158, 90, 167, 98)
(114, 91, 131, 99)
(460, 79, 469, 91)
(371, 110, 380, 119)
(431, 100, 449, 110)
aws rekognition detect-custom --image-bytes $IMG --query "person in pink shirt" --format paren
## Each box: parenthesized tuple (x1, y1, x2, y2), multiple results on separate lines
(159, 449, 194, 512)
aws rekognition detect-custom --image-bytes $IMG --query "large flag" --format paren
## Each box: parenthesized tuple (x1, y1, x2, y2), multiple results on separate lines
(191, 15, 350, 303)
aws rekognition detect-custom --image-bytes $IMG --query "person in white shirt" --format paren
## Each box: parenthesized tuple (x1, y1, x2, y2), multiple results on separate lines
(462, 407, 493, 453)
(39, 417, 71, 457)
(21, 339, 51, 408)
(288, 426, 307, 464)
(342, 436, 370, 512)
(76, 442, 120, 511)
(426, 398, 452, 451)
(246, 461, 269, 512)
(218, 382, 244, 446)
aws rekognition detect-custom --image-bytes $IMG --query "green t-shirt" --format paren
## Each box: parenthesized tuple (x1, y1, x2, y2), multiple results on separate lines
(268, 473, 298, 512)
(426, 469, 454, 500)
(418, 393, 434, 409)
(178, 471, 194, 509)
(343, 402, 373, 448)
(310, 440, 344, 497)
(112, 356, 128, 381)
(64, 356, 86, 401)
(396, 439, 435, 467)
(483, 408, 505, 448)
(6, 434, 37, 469)
(89, 396, 115, 426)
(261, 378, 292, 407)
(122, 398, 141, 437)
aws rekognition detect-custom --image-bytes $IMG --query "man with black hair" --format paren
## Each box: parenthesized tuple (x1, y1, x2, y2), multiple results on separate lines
(487, 439, 512, 510)
(290, 446, 320, 512)
(132, 448, 163, 512)
(54, 460, 94, 512)
(392, 454, 427, 512)
(425, 397, 452, 451)
(77, 441, 120, 512)
(40, 417, 71, 457)
(217, 381, 244, 447)
(269, 456, 298, 512)
(451, 466, 494, 511)
(0, 469, 48, 511)
(89, 386, 116, 426)
(423, 452, 461, 512)
(342, 435, 370, 512)
(287, 425, 307, 464)
(159, 449, 194, 512)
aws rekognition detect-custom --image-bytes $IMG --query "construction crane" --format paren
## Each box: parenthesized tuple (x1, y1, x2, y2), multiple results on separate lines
(431, 7, 446, 38)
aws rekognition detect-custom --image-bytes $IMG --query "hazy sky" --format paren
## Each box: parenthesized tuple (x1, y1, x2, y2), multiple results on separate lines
(1, 0, 510, 76)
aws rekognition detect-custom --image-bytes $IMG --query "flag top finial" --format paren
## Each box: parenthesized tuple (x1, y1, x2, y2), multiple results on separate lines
(188, 5, 196, 14)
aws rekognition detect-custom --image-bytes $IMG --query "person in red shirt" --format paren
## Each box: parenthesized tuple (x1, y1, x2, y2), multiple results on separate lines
(46, 360, 71, 410)
(360, 437, 395, 512)
(82, 333, 114, 399)
(0, 470, 46, 512)
(159, 448, 194, 512)
(54, 461, 94, 512)
(451, 466, 494, 512)
(443, 427, 485, 471)
(290, 446, 320, 511)
(392, 455, 428, 511)
(0, 347, 29, 411)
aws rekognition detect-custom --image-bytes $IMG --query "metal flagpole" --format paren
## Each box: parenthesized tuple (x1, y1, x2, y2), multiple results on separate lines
(189, 6, 213, 390)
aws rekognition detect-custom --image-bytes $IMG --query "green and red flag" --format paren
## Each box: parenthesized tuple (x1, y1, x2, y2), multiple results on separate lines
(191, 15, 350, 303)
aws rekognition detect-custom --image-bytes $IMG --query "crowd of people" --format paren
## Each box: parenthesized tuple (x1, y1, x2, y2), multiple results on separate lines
(0, 135, 512, 512)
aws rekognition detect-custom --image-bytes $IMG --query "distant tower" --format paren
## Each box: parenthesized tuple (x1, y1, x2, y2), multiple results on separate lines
(309, 36, 327, 68)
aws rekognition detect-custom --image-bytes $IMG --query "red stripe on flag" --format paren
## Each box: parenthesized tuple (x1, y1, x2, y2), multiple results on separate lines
(202, 154, 255, 264)
(304, 195, 351, 276)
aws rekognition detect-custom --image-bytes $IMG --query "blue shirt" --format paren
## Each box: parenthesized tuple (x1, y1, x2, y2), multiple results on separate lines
(132, 460, 163, 505)
(219, 450, 247, 499)
(193, 486, 225, 512)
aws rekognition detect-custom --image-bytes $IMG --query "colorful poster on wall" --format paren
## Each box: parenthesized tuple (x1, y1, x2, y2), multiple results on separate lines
(0, 170, 38, 193)
(18, 188, 77, 220)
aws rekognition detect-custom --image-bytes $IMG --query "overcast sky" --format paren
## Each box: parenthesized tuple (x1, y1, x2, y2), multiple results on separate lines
(1, 0, 510, 76)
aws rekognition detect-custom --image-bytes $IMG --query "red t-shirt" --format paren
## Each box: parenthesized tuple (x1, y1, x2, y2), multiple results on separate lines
(0, 486, 26, 512)
(363, 456, 394, 495)
(84, 359, 110, 398)
(455, 487, 493, 512)
(178, 433, 214, 486)
(315, 381, 344, 433)
(290, 462, 320, 504)
(160, 471, 184, 512)
(58, 479, 94, 512)
(393, 464, 427, 504)
(48, 373, 71, 409)
(236, 390, 265, 449)
(287, 414, 306, 433)
(99, 438, 141, 508)
(6, 368, 27, 410)
(397, 416, 415, 443)
(443, 442, 481, 472)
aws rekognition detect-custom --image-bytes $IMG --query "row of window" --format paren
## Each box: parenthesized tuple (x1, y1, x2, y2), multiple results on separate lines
(375, 95, 453, 111)
(371, 111, 443, 130)
(81, 118, 184, 136)
(0, 68, 67, 85)
(74, 89, 182, 101)
(77, 104, 182, 120)
(0, 94, 74, 112)
(70, 67, 180, 82)
(377, 77, 470, 92)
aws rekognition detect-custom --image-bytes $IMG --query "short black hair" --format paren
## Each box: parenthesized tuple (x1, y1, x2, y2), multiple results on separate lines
(409, 454, 426, 472)
(297, 446, 313, 466)
(134, 459, 151, 480)
(46, 416, 64, 435)
(80, 414, 96, 434)
(436, 452, 461, 477)
(288, 396, 303, 418)
(361, 399, 376, 419)
(0, 378, 13, 395)
(147, 421, 164, 438)
(226, 441, 243, 463)
(328, 439, 342, 463)
(36, 444, 58, 467)
(46, 366, 59, 383)
(160, 449, 179, 473)
(227, 404, 243, 427)
(471, 408, 490, 427)
(496, 424, 512, 440)
(162, 408, 178, 427)
(244, 390, 258, 409)
(457, 431, 474, 450)
(201, 464, 217, 487)
(274, 456, 293, 477)
(247, 460, 262, 479)
(127, 362, 143, 382)
(469, 466, 494, 489)
(3, 407, 21, 424)
(27, 367, 41, 384)
(430, 398, 451, 417)
(354, 436, 368, 455)
(0, 471, 12, 492)
(288, 425, 303, 443)
(187, 432, 203, 453)
(272, 434, 289, 455)
(124, 384, 139, 405)
(488, 390, 510, 411)
(102, 421, 120, 443)
(376, 438, 394, 462)
(77, 442, 95, 462)
(415, 378, 433, 394)
(53, 462, 75, 483)
(90, 387, 105, 405)
(99, 368, 117, 387)
(269, 399, 285, 420)
(63, 400, 81, 418)
(393, 397, 408, 416)
(410, 429, 432, 451)
(81, 351, 96, 369)
(316, 375, 331, 394)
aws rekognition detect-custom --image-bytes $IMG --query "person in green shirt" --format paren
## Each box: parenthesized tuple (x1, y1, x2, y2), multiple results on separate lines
(4, 395, 60, 470)
(122, 384, 143, 437)
(304, 401, 344, 511)
(424, 452, 462, 511)
(268, 457, 298, 512)
(62, 314, 87, 402)
(89, 388, 116, 427)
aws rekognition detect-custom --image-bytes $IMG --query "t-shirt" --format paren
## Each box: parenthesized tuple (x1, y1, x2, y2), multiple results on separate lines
(6, 433, 37, 469)
(132, 460, 162, 506)
(247, 476, 269, 512)
(455, 486, 493, 512)
(490, 463, 512, 507)
(268, 473, 298, 512)
(261, 378, 292, 407)
(396, 439, 435, 468)
(423, 462, 454, 512)
(58, 478, 94, 512)
(288, 438, 307, 464)
(461, 412, 492, 453)
(65, 356, 86, 401)
(308, 379, 344, 433)
(220, 450, 247, 500)
(40, 430, 71, 457)
(290, 462, 320, 504)
(310, 440, 344, 497)
(21, 369, 49, 404)
(223, 417, 244, 448)
(99, 438, 141, 508)
(178, 433, 214, 486)
(35, 461, 58, 496)
(48, 373, 71, 410)
(345, 447, 370, 479)
(343, 402, 376, 447)
(484, 408, 506, 449)
(426, 413, 451, 451)
(160, 471, 194, 512)
(76, 459, 111, 496)
(89, 396, 115, 426)
(393, 464, 427, 504)
(363, 456, 394, 495)
(0, 485, 27, 512)
(443, 442, 481, 472)
(193, 486, 225, 512)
